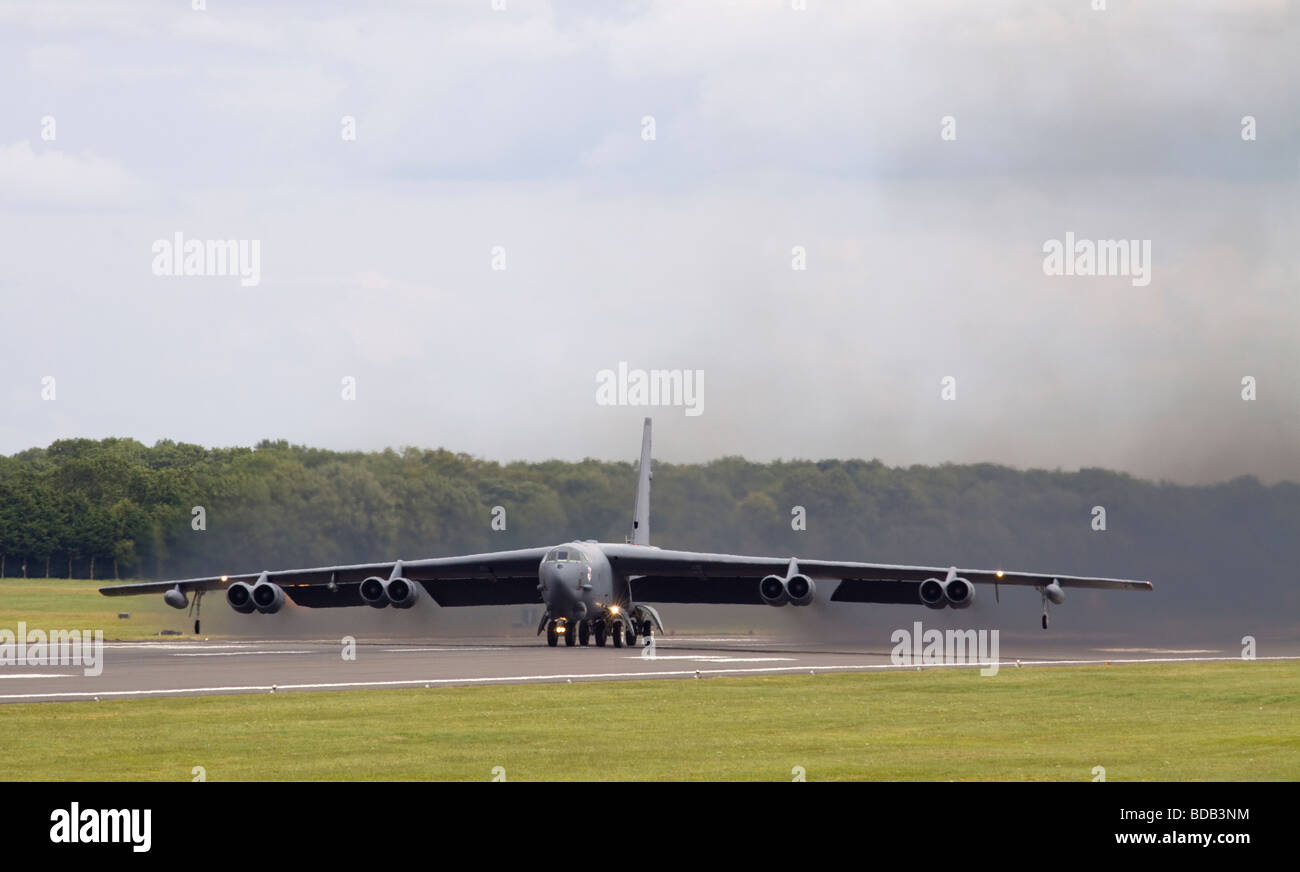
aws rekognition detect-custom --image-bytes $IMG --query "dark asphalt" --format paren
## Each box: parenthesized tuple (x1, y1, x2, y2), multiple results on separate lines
(3, 633, 1294, 703)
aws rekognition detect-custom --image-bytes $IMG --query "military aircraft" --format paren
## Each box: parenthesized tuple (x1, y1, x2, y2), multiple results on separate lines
(100, 419, 1152, 644)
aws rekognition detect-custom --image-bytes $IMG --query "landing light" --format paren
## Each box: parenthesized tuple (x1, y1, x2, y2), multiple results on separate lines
(220, 575, 228, 582)
(995, 570, 1004, 578)
(556, 625, 566, 634)
(609, 605, 621, 615)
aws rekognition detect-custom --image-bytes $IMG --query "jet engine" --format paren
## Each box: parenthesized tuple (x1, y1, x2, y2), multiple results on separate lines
(359, 576, 388, 608)
(943, 576, 974, 609)
(252, 581, 285, 614)
(919, 578, 947, 609)
(384, 576, 420, 609)
(786, 574, 815, 607)
(759, 575, 789, 606)
(226, 581, 256, 614)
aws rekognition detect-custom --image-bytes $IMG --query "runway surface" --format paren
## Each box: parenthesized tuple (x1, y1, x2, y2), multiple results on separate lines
(3, 633, 1296, 703)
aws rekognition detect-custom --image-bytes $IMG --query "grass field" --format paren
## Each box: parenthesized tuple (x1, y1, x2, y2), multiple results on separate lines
(1, 661, 1295, 781)
(2, 577, 1296, 780)
(0, 577, 190, 641)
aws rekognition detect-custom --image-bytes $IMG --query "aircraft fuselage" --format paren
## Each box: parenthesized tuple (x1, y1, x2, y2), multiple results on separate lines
(537, 542, 625, 619)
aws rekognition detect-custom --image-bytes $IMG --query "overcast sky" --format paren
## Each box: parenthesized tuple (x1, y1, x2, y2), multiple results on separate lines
(1, 0, 1296, 484)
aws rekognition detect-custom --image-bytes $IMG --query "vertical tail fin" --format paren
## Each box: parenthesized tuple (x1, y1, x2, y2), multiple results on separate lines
(630, 417, 652, 545)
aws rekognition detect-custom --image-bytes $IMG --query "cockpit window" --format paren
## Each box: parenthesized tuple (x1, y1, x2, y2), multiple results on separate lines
(547, 547, 586, 563)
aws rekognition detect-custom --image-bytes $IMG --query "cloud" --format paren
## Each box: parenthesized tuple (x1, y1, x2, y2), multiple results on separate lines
(0, 1, 1294, 484)
(0, 141, 137, 207)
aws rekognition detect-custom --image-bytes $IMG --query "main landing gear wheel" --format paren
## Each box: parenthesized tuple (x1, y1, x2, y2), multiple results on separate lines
(1042, 613, 1049, 630)
(611, 621, 624, 648)
(640, 620, 652, 637)
(594, 621, 607, 647)
(578, 620, 590, 646)
(625, 623, 637, 647)
(546, 620, 559, 647)
(564, 620, 576, 646)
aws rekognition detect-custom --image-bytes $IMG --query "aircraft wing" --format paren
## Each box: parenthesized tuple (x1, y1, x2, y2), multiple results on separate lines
(600, 544, 1153, 605)
(98, 547, 550, 608)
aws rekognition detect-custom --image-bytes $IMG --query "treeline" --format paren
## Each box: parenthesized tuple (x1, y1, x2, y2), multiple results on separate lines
(0, 437, 1296, 628)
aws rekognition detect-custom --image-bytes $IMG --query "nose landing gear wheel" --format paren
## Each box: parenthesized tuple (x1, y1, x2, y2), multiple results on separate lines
(546, 620, 559, 647)
(578, 620, 590, 646)
(594, 621, 607, 647)
(611, 621, 624, 648)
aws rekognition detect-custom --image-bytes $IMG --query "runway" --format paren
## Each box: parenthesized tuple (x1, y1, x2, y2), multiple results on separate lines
(2, 633, 1295, 703)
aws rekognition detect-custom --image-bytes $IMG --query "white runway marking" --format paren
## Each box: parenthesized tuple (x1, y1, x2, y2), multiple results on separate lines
(0, 673, 73, 680)
(170, 651, 313, 657)
(380, 647, 509, 653)
(623, 655, 796, 662)
(2, 654, 1297, 702)
(1095, 648, 1221, 654)
(660, 637, 780, 644)
(103, 643, 266, 650)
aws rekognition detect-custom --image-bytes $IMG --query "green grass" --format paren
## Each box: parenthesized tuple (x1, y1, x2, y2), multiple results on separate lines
(0, 577, 189, 641)
(1, 662, 1295, 780)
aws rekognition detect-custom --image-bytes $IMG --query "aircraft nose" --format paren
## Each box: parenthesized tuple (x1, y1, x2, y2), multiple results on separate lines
(543, 565, 576, 603)
(562, 565, 587, 593)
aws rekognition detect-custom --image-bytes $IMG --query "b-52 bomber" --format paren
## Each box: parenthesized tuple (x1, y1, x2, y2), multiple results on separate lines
(101, 419, 1152, 645)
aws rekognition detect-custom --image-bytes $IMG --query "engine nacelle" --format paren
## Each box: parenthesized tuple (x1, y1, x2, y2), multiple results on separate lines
(252, 581, 285, 614)
(759, 575, 789, 606)
(359, 575, 388, 608)
(1043, 579, 1065, 605)
(384, 577, 419, 609)
(226, 581, 256, 614)
(786, 574, 815, 607)
(944, 576, 974, 609)
(163, 587, 188, 610)
(919, 577, 947, 609)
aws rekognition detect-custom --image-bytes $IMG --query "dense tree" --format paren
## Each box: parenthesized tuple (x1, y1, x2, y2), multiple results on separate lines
(0, 437, 1295, 631)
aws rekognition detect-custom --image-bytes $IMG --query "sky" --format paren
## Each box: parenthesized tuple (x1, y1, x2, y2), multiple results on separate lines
(0, 0, 1296, 484)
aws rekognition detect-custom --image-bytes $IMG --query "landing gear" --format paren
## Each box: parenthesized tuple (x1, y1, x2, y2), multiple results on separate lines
(564, 620, 576, 647)
(1042, 612, 1049, 630)
(546, 620, 559, 647)
(1041, 591, 1050, 630)
(190, 590, 204, 635)
(624, 605, 663, 641)
(578, 620, 590, 646)
(611, 621, 624, 648)
(594, 621, 608, 647)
